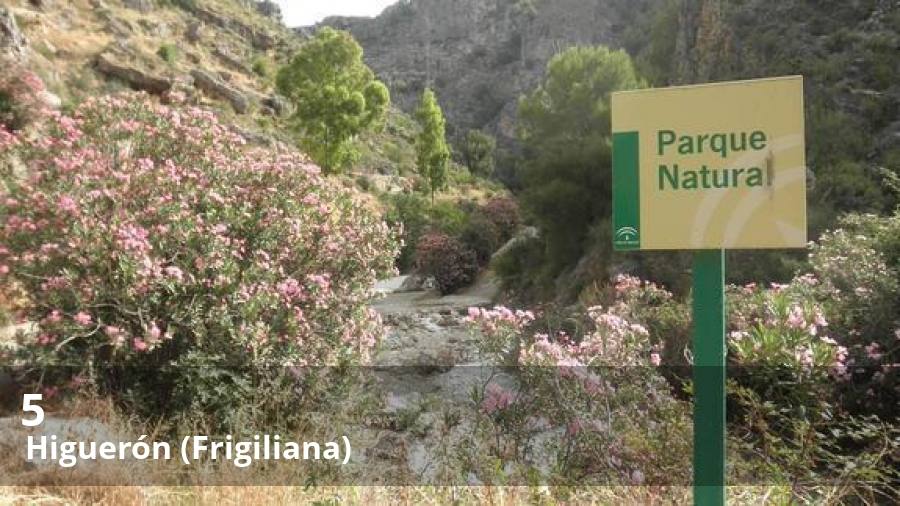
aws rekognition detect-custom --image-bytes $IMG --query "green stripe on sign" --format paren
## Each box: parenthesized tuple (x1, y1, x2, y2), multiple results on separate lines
(613, 131, 640, 250)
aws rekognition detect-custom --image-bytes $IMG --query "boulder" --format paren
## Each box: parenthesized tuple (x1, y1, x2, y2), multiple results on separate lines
(190, 69, 249, 114)
(1, 7, 28, 60)
(262, 94, 290, 116)
(185, 21, 202, 43)
(95, 54, 172, 95)
(399, 274, 438, 292)
(38, 90, 61, 110)
(123, 0, 154, 13)
(213, 45, 251, 74)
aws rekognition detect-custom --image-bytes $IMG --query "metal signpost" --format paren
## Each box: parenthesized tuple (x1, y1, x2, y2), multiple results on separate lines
(611, 76, 807, 505)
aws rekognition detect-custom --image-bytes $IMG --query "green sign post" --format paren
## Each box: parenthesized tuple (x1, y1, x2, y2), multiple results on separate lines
(611, 77, 807, 505)
(692, 250, 726, 505)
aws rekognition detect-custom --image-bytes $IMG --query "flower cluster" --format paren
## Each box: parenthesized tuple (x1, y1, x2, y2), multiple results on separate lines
(466, 300, 688, 486)
(1, 86, 399, 424)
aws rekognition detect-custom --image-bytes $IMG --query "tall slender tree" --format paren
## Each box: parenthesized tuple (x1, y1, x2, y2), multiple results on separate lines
(415, 88, 450, 204)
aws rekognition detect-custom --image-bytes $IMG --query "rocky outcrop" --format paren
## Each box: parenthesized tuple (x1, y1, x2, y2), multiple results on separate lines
(213, 45, 251, 74)
(313, 0, 660, 143)
(262, 94, 290, 116)
(189, 5, 276, 50)
(123, 0, 155, 13)
(95, 54, 172, 94)
(190, 68, 249, 113)
(1, 7, 28, 60)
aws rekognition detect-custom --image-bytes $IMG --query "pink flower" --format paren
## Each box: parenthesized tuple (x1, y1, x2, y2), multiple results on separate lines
(786, 305, 806, 330)
(73, 311, 92, 326)
(164, 265, 184, 281)
(481, 383, 515, 414)
(147, 322, 161, 342)
(57, 195, 78, 214)
(132, 338, 148, 352)
(865, 343, 883, 361)
(0, 265, 8, 275)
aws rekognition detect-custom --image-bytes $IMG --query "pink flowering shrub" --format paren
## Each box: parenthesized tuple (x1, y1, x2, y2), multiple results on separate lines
(480, 197, 520, 242)
(415, 232, 478, 294)
(465, 299, 690, 486)
(0, 58, 47, 132)
(726, 280, 842, 409)
(0, 89, 398, 429)
(805, 212, 899, 416)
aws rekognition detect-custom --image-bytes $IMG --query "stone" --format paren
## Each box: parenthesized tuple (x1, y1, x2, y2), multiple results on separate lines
(213, 45, 251, 74)
(95, 54, 172, 95)
(190, 69, 249, 114)
(262, 94, 290, 116)
(1, 7, 28, 60)
(123, 0, 154, 13)
(185, 21, 202, 43)
(38, 90, 61, 110)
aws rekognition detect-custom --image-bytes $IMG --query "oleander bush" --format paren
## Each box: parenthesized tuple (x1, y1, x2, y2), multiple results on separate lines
(0, 60, 46, 132)
(465, 292, 690, 486)
(0, 87, 399, 431)
(414, 232, 478, 294)
(480, 196, 520, 242)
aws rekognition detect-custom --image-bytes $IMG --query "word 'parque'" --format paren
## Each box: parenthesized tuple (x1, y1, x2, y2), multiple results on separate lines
(656, 129, 771, 191)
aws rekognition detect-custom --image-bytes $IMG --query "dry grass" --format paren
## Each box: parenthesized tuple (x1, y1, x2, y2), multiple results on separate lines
(0, 485, 812, 505)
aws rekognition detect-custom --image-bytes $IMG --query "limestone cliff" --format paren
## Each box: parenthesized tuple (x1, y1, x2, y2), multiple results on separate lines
(311, 0, 661, 142)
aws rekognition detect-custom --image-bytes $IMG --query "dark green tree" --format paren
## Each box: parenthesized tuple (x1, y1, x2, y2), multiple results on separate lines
(460, 129, 496, 177)
(276, 27, 390, 173)
(415, 88, 450, 204)
(517, 46, 644, 278)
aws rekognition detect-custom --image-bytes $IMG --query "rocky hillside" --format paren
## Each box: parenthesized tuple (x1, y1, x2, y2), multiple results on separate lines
(311, 0, 661, 144)
(2, 0, 297, 141)
(1, 0, 429, 180)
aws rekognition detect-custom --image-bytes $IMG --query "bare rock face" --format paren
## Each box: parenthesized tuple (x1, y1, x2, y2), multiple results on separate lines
(123, 0, 154, 13)
(213, 45, 251, 74)
(313, 0, 660, 144)
(189, 4, 276, 51)
(95, 54, 172, 95)
(190, 68, 250, 113)
(1, 7, 28, 60)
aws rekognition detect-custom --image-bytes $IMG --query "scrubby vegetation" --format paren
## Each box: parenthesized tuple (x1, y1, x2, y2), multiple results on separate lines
(0, 87, 398, 431)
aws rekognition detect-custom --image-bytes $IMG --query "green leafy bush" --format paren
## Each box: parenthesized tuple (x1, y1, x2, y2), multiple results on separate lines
(251, 55, 275, 80)
(415, 233, 478, 294)
(157, 43, 179, 64)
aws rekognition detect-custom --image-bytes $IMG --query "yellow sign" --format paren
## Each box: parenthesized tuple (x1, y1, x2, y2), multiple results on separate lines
(611, 76, 806, 250)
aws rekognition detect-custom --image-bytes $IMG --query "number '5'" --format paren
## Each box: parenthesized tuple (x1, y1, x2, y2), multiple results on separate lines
(22, 393, 44, 427)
